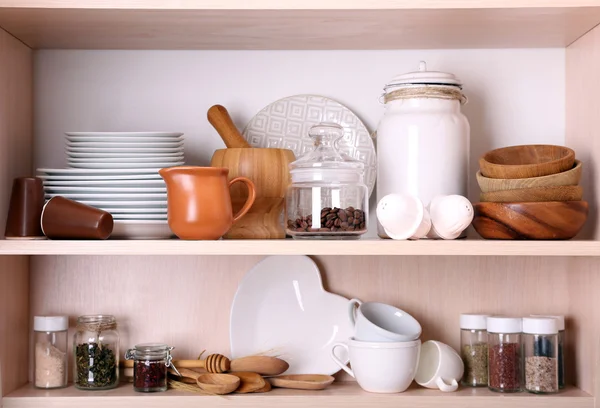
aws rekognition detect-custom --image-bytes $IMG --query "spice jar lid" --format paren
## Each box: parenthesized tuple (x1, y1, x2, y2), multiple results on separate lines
(522, 317, 559, 335)
(384, 61, 462, 93)
(530, 314, 565, 331)
(34, 316, 68, 332)
(486, 316, 522, 334)
(460, 313, 490, 330)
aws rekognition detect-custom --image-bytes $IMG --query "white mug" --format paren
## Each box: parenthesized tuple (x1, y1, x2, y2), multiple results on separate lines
(349, 298, 422, 342)
(415, 340, 464, 392)
(331, 338, 421, 393)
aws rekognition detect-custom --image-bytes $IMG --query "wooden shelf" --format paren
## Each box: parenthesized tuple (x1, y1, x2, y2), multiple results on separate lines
(0, 1, 600, 49)
(1, 238, 600, 256)
(2, 383, 593, 408)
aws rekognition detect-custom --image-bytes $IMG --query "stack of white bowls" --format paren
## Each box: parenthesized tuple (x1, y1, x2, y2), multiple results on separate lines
(37, 132, 184, 239)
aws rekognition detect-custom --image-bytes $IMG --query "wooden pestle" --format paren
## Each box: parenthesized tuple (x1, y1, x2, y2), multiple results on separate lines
(122, 354, 289, 376)
(208, 105, 252, 148)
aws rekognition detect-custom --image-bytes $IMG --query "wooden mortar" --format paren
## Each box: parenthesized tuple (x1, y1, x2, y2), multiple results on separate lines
(211, 148, 296, 239)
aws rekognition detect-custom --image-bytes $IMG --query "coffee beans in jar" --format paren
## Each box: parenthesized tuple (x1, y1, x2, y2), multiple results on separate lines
(287, 207, 366, 237)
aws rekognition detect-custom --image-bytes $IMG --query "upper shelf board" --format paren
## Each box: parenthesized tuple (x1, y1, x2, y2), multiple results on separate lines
(1, 238, 600, 256)
(1, 2, 600, 49)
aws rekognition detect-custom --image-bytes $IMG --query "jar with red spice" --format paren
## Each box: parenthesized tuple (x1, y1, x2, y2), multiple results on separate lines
(125, 343, 177, 393)
(487, 316, 523, 393)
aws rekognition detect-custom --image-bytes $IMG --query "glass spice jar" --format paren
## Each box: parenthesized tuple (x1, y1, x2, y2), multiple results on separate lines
(33, 316, 68, 389)
(286, 122, 368, 240)
(460, 313, 490, 387)
(522, 317, 559, 394)
(531, 314, 565, 389)
(487, 316, 523, 393)
(125, 343, 178, 393)
(74, 315, 120, 390)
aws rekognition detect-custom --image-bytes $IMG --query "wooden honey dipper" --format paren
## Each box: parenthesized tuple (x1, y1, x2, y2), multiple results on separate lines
(122, 354, 289, 375)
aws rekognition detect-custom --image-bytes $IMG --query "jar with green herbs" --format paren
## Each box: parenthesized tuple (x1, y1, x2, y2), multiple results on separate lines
(74, 315, 120, 390)
(460, 313, 490, 387)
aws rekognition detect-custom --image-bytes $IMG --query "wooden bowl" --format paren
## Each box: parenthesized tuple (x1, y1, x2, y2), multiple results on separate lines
(476, 160, 582, 193)
(479, 145, 575, 179)
(480, 186, 583, 203)
(472, 201, 588, 240)
(210, 148, 296, 239)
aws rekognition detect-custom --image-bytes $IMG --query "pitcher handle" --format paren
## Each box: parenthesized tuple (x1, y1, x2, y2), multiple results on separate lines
(229, 177, 256, 223)
(330, 343, 354, 378)
(436, 377, 459, 392)
(348, 298, 362, 326)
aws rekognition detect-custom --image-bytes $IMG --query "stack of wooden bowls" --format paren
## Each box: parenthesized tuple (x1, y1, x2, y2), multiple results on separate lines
(472, 145, 588, 239)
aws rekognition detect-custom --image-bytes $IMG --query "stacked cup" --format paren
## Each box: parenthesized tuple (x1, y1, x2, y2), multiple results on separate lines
(331, 299, 464, 394)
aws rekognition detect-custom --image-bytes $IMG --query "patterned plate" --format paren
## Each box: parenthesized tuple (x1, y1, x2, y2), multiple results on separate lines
(242, 95, 376, 196)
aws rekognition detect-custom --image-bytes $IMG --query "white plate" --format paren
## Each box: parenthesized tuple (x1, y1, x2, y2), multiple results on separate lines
(42, 179, 165, 187)
(66, 136, 183, 143)
(46, 193, 166, 200)
(67, 141, 184, 149)
(230, 255, 352, 375)
(38, 168, 162, 176)
(68, 162, 184, 169)
(66, 132, 183, 138)
(67, 147, 184, 154)
(110, 214, 167, 220)
(44, 186, 167, 193)
(67, 152, 184, 158)
(110, 220, 173, 239)
(68, 156, 183, 163)
(102, 208, 167, 214)
(242, 94, 376, 197)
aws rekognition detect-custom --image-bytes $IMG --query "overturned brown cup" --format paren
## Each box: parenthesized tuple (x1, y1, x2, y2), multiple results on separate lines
(4, 177, 46, 239)
(41, 196, 114, 240)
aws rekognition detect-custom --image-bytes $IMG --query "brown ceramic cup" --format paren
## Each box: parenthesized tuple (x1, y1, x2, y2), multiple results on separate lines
(41, 196, 114, 240)
(4, 177, 46, 239)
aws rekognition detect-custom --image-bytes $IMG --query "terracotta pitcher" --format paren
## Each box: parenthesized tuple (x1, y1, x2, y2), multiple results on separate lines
(159, 166, 256, 240)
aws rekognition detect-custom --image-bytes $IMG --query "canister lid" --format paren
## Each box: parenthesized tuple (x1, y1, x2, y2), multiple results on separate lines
(486, 316, 522, 334)
(384, 61, 462, 92)
(530, 314, 565, 331)
(460, 313, 490, 330)
(34, 316, 68, 332)
(523, 317, 559, 335)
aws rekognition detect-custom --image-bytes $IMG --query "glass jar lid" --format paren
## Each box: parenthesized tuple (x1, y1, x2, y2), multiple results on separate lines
(290, 122, 364, 183)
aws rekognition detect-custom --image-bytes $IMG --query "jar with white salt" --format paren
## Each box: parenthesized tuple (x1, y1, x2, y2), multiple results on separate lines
(33, 316, 68, 389)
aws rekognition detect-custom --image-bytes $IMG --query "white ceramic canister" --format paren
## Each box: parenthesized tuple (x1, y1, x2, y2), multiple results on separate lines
(376, 62, 470, 238)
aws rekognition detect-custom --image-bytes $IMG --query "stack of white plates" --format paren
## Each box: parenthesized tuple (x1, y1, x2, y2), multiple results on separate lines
(37, 132, 184, 239)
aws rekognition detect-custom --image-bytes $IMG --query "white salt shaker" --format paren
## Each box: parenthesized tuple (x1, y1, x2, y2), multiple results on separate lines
(33, 316, 68, 389)
(376, 62, 470, 238)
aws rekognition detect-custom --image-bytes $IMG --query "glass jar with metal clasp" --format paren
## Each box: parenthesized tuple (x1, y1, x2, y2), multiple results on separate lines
(125, 343, 180, 392)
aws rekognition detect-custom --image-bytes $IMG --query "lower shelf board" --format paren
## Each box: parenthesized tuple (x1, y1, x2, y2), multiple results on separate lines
(2, 383, 593, 408)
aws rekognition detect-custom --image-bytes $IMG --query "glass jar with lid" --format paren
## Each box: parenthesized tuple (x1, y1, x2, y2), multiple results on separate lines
(487, 316, 523, 393)
(522, 317, 559, 394)
(531, 314, 565, 389)
(286, 122, 368, 239)
(73, 315, 120, 390)
(33, 316, 68, 389)
(125, 343, 177, 393)
(460, 313, 489, 387)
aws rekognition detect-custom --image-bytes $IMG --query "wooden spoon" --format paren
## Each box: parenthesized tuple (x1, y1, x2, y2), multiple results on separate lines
(208, 104, 252, 148)
(231, 371, 267, 393)
(230, 356, 289, 376)
(268, 374, 335, 390)
(196, 373, 240, 395)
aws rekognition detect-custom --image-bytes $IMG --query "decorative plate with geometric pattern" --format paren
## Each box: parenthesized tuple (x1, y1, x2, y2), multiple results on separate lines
(242, 94, 377, 197)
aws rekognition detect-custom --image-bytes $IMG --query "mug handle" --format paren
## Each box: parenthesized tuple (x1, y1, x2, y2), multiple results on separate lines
(436, 377, 459, 392)
(228, 177, 256, 223)
(330, 343, 354, 378)
(348, 298, 363, 325)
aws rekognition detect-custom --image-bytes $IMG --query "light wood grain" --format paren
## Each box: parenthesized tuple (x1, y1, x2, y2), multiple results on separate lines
(480, 186, 584, 203)
(0, 7, 600, 50)
(2, 383, 593, 408)
(479, 145, 575, 179)
(0, 27, 33, 398)
(566, 22, 600, 240)
(6, 239, 600, 256)
(207, 105, 251, 149)
(476, 162, 583, 193)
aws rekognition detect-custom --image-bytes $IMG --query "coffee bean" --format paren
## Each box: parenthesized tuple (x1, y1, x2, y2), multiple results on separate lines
(347, 206, 355, 213)
(308, 228, 319, 232)
(288, 206, 367, 235)
(334, 219, 341, 227)
(347, 216, 354, 224)
(318, 228, 330, 232)
(338, 210, 347, 222)
(325, 219, 334, 228)
(341, 221, 349, 229)
(326, 213, 337, 221)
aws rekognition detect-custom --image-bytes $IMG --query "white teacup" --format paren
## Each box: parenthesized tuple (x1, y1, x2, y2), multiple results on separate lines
(349, 298, 422, 342)
(415, 340, 464, 392)
(331, 338, 421, 393)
